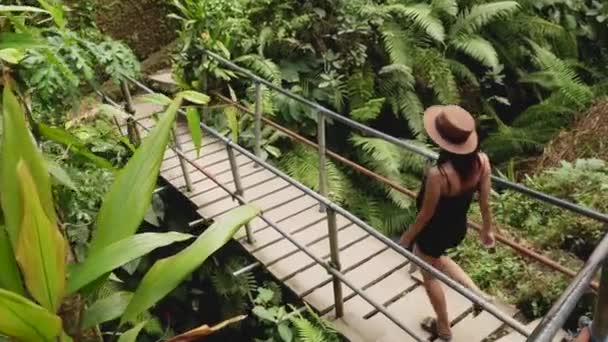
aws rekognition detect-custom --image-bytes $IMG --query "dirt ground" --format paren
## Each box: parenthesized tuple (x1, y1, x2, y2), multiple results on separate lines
(95, 0, 176, 59)
(529, 99, 608, 173)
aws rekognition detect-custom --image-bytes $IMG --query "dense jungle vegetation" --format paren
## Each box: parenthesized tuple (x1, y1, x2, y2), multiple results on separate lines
(169, 0, 608, 322)
(0, 0, 607, 341)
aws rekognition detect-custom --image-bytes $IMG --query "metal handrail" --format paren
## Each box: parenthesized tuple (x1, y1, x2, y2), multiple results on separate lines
(200, 49, 608, 225)
(528, 226, 608, 342)
(213, 92, 599, 290)
(110, 79, 531, 338)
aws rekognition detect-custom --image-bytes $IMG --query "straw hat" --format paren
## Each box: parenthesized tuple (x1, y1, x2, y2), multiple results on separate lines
(423, 105, 478, 155)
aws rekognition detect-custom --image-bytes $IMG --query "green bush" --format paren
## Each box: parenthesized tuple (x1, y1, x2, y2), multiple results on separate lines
(493, 159, 608, 259)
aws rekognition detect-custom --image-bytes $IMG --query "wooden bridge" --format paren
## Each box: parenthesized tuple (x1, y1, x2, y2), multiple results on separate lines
(127, 96, 565, 342)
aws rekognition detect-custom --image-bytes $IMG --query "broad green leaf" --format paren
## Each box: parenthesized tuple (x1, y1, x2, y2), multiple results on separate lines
(0, 48, 25, 64)
(278, 322, 293, 342)
(37, 123, 114, 169)
(186, 107, 202, 156)
(89, 96, 183, 254)
(225, 106, 239, 143)
(45, 158, 77, 191)
(0, 289, 62, 342)
(15, 162, 67, 312)
(68, 232, 193, 293)
(179, 90, 210, 105)
(95, 104, 130, 121)
(121, 205, 260, 323)
(81, 292, 133, 329)
(0, 227, 24, 294)
(117, 321, 147, 342)
(0, 5, 48, 13)
(138, 93, 172, 106)
(36, 0, 65, 28)
(0, 33, 45, 50)
(1, 83, 57, 248)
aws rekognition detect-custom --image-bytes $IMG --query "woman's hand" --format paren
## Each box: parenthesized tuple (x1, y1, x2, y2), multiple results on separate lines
(400, 230, 414, 249)
(481, 229, 495, 248)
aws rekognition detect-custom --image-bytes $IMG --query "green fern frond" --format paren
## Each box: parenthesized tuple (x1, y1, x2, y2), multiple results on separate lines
(379, 64, 415, 87)
(378, 202, 417, 236)
(451, 1, 520, 36)
(385, 4, 446, 42)
(380, 22, 416, 67)
(347, 67, 375, 108)
(234, 54, 282, 85)
(280, 145, 349, 204)
(397, 91, 425, 139)
(432, 0, 458, 17)
(291, 316, 326, 342)
(258, 27, 274, 57)
(414, 49, 460, 104)
(344, 188, 384, 229)
(523, 15, 566, 40)
(527, 42, 593, 110)
(451, 34, 500, 70)
(350, 98, 386, 122)
(448, 59, 480, 88)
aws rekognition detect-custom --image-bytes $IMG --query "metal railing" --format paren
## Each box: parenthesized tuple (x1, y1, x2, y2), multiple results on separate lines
(107, 80, 531, 341)
(113, 48, 608, 341)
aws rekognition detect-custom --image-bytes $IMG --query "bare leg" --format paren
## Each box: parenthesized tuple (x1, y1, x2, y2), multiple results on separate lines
(415, 246, 451, 336)
(438, 256, 481, 293)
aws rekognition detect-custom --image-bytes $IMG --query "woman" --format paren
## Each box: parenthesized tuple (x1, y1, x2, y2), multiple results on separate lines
(399, 105, 496, 341)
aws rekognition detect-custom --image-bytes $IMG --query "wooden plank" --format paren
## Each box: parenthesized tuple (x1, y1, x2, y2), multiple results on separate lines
(163, 136, 219, 159)
(251, 218, 352, 264)
(284, 234, 387, 297)
(198, 182, 302, 219)
(167, 154, 254, 187)
(161, 147, 231, 180)
(451, 311, 507, 342)
(304, 247, 409, 313)
(189, 170, 277, 208)
(161, 141, 226, 171)
(234, 196, 317, 241)
(244, 211, 326, 252)
(267, 223, 362, 278)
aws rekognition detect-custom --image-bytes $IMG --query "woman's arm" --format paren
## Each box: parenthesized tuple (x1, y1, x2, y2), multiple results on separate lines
(478, 153, 495, 246)
(400, 168, 441, 247)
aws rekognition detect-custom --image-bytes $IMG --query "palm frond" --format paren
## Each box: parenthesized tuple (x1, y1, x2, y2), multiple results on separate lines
(397, 91, 425, 139)
(280, 145, 349, 204)
(432, 0, 458, 17)
(378, 201, 417, 236)
(379, 64, 415, 88)
(450, 34, 500, 70)
(451, 1, 520, 36)
(385, 4, 446, 42)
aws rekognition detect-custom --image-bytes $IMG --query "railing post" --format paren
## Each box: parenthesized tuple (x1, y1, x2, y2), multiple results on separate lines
(317, 112, 328, 212)
(227, 144, 255, 244)
(120, 80, 141, 146)
(592, 261, 608, 342)
(172, 126, 193, 192)
(327, 207, 343, 318)
(254, 82, 263, 162)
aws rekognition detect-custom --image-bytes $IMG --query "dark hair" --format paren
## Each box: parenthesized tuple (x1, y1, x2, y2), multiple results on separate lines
(437, 146, 480, 182)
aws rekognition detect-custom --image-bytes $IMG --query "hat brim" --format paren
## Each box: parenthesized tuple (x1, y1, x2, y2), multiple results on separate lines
(423, 105, 478, 155)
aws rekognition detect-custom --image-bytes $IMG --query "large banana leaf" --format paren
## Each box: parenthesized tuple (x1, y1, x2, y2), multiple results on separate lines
(121, 205, 260, 323)
(0, 289, 62, 342)
(0, 226, 24, 294)
(117, 321, 147, 342)
(68, 232, 193, 293)
(0, 83, 57, 256)
(88, 96, 183, 254)
(81, 291, 133, 329)
(15, 162, 67, 312)
(186, 107, 202, 156)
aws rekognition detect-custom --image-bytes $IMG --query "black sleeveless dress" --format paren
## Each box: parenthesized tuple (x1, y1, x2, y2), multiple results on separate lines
(414, 166, 477, 258)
